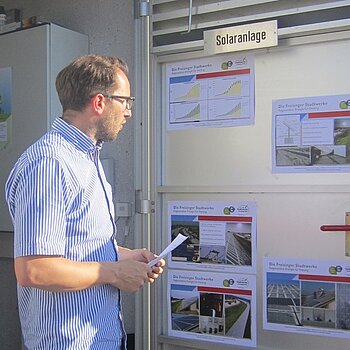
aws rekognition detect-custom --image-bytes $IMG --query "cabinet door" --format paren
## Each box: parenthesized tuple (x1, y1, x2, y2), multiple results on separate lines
(0, 25, 50, 232)
(49, 24, 89, 125)
(0, 24, 88, 232)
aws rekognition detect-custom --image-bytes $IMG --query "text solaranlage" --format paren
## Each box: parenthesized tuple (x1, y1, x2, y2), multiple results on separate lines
(216, 30, 267, 46)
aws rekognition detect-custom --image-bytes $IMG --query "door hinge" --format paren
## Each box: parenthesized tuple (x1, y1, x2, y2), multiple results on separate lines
(135, 190, 155, 214)
(138, 1, 150, 17)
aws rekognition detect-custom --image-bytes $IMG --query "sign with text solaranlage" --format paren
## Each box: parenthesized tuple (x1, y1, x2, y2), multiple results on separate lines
(204, 20, 278, 54)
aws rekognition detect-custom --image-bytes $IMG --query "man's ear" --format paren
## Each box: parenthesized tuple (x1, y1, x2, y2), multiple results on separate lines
(90, 94, 105, 115)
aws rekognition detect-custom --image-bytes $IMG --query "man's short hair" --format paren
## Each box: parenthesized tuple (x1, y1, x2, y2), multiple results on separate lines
(56, 54, 129, 112)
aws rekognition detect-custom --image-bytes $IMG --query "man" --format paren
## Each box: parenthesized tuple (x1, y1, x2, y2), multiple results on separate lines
(5, 55, 165, 350)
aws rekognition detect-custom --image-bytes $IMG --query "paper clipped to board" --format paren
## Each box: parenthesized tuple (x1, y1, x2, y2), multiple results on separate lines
(147, 233, 188, 267)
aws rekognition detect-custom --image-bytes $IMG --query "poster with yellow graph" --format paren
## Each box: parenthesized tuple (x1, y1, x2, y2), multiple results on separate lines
(166, 54, 254, 130)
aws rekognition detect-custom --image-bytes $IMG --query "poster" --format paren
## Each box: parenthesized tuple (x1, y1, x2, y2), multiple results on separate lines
(168, 201, 257, 273)
(166, 53, 255, 130)
(168, 269, 256, 347)
(263, 257, 350, 339)
(272, 94, 350, 173)
(0, 67, 12, 150)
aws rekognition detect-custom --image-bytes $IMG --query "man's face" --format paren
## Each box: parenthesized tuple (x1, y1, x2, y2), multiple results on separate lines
(96, 69, 132, 142)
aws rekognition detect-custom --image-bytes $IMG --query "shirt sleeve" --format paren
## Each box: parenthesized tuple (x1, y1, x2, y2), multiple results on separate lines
(11, 157, 67, 257)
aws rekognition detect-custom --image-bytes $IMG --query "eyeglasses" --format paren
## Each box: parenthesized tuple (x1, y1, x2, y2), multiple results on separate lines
(103, 94, 135, 110)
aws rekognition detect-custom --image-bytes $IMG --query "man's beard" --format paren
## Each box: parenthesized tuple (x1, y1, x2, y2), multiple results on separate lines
(95, 111, 118, 142)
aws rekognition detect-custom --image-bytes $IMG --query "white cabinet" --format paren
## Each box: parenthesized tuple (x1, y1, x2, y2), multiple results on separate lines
(0, 23, 88, 232)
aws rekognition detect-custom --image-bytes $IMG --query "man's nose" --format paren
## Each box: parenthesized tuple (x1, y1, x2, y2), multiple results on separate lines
(125, 108, 132, 119)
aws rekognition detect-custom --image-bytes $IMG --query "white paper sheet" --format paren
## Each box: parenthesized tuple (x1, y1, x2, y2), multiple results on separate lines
(148, 233, 188, 267)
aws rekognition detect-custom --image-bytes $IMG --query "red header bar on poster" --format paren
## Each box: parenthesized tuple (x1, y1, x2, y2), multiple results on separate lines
(299, 274, 350, 283)
(198, 216, 252, 222)
(198, 286, 252, 295)
(196, 68, 250, 80)
(308, 111, 350, 118)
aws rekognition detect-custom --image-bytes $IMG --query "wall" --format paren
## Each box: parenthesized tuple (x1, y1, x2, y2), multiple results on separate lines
(1, 0, 137, 337)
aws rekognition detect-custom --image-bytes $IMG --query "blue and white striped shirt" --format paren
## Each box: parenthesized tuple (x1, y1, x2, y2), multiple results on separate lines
(5, 117, 126, 350)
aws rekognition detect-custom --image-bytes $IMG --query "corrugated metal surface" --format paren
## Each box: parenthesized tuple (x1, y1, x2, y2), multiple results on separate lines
(151, 0, 350, 49)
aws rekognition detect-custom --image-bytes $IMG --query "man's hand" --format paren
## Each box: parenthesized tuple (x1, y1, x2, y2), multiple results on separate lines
(102, 259, 152, 292)
(118, 247, 166, 284)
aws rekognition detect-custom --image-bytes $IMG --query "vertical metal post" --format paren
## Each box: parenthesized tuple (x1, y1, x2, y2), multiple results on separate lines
(346, 212, 350, 256)
(134, 0, 151, 349)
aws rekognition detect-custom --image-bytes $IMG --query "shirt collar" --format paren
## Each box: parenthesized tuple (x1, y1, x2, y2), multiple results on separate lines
(52, 117, 103, 153)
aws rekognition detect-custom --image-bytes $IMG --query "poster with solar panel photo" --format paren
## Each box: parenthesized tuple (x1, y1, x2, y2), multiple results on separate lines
(168, 269, 256, 347)
(168, 201, 257, 274)
(263, 257, 350, 339)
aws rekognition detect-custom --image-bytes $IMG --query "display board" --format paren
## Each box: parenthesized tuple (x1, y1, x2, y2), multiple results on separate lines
(154, 30, 350, 350)
(162, 34, 350, 187)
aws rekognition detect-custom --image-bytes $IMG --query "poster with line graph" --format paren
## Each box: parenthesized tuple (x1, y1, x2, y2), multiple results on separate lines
(208, 98, 250, 121)
(166, 54, 255, 130)
(169, 102, 204, 123)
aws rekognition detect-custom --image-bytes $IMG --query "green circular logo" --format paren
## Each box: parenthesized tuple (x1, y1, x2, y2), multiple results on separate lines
(339, 101, 348, 109)
(221, 62, 228, 70)
(329, 266, 337, 275)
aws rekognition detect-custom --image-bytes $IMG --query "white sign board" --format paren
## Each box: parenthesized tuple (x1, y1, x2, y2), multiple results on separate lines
(204, 20, 278, 54)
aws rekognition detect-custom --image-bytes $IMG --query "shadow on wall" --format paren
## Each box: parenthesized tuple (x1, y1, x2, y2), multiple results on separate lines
(0, 256, 21, 350)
